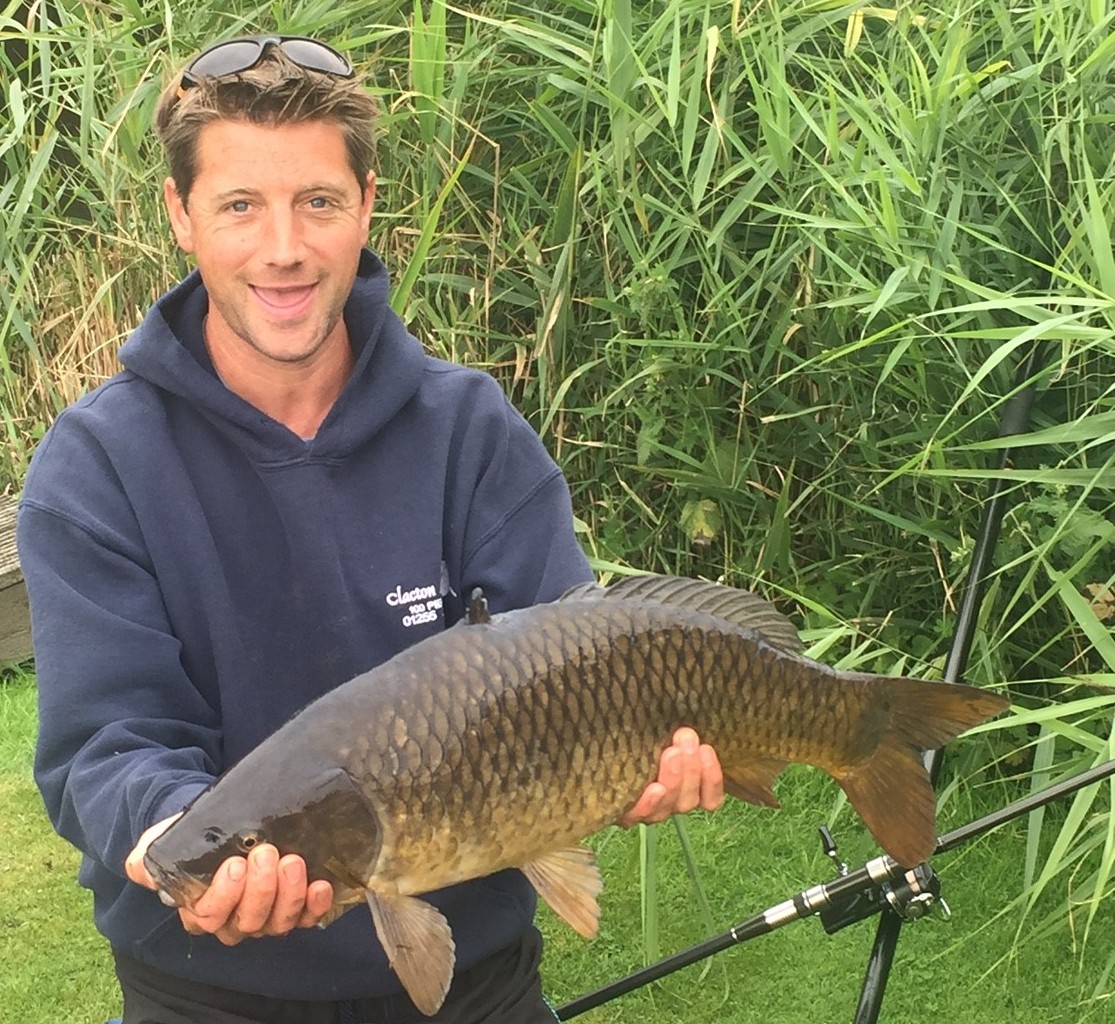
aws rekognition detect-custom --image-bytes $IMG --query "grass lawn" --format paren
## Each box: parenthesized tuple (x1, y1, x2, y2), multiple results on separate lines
(2, 671, 1111, 1023)
(0, 672, 118, 1022)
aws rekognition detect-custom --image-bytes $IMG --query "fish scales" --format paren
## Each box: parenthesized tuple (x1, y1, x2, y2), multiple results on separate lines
(376, 604, 826, 874)
(145, 575, 1009, 1017)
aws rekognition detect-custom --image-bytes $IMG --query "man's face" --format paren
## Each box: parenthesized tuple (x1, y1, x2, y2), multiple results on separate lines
(164, 119, 375, 367)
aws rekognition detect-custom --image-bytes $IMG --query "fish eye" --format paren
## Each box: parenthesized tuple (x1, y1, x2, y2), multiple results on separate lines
(236, 831, 262, 853)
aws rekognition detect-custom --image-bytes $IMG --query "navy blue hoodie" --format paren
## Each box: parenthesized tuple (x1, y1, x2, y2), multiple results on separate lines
(18, 249, 593, 1000)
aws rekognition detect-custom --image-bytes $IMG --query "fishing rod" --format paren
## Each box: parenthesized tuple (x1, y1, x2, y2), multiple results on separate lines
(556, 753, 1115, 1020)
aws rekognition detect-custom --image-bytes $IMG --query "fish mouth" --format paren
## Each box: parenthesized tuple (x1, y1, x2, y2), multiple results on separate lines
(143, 855, 209, 909)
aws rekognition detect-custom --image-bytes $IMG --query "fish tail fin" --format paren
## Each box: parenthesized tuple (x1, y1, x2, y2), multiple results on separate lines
(832, 679, 1008, 867)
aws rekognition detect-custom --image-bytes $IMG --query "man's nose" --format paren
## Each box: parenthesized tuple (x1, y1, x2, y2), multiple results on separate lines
(260, 209, 306, 265)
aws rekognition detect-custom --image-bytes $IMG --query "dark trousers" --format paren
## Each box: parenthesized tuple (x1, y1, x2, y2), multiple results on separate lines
(113, 928, 559, 1024)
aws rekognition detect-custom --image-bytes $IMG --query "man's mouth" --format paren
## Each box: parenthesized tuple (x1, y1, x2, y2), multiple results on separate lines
(251, 284, 317, 318)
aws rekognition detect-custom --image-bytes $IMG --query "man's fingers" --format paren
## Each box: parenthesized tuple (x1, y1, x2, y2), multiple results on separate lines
(263, 855, 310, 935)
(124, 813, 183, 889)
(671, 729, 702, 815)
(225, 844, 280, 939)
(297, 879, 336, 929)
(174, 847, 332, 943)
(619, 781, 666, 827)
(698, 743, 725, 811)
(620, 729, 725, 828)
(178, 854, 247, 938)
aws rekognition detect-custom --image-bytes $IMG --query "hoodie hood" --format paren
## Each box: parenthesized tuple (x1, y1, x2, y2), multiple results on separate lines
(118, 249, 426, 462)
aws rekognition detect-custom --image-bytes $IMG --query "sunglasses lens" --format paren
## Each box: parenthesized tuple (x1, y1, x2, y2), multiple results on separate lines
(279, 39, 353, 77)
(178, 36, 355, 98)
(186, 39, 264, 79)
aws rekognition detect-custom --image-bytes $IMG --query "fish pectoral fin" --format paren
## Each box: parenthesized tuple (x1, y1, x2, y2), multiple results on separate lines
(316, 881, 369, 930)
(722, 757, 788, 807)
(521, 846, 603, 940)
(364, 890, 455, 1017)
(314, 858, 369, 929)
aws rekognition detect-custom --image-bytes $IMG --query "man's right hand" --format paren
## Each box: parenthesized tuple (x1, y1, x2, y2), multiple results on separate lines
(125, 814, 335, 945)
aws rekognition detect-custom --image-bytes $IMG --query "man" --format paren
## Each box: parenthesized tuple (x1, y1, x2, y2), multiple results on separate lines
(19, 35, 722, 1024)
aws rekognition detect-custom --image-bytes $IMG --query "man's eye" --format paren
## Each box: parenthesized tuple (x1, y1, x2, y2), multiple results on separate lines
(309, 196, 333, 210)
(227, 200, 250, 213)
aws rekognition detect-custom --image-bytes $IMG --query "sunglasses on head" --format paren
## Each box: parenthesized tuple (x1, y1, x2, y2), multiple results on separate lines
(177, 35, 355, 95)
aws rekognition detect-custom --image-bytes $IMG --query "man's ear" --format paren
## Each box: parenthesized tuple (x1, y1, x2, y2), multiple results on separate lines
(164, 177, 195, 253)
(360, 171, 376, 232)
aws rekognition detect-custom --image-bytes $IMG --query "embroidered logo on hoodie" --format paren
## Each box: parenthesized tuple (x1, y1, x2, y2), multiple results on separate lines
(384, 562, 450, 629)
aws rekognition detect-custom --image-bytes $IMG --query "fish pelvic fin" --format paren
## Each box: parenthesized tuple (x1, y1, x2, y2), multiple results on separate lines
(364, 890, 455, 1017)
(721, 756, 788, 808)
(834, 679, 1009, 867)
(521, 845, 603, 939)
(561, 574, 803, 653)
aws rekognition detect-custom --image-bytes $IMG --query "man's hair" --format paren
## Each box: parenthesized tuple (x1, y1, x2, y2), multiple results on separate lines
(154, 45, 377, 206)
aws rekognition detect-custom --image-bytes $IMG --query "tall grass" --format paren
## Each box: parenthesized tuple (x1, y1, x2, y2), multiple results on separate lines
(2, 0, 1113, 974)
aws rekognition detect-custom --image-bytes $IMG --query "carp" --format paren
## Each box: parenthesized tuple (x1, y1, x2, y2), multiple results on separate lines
(144, 575, 1009, 1015)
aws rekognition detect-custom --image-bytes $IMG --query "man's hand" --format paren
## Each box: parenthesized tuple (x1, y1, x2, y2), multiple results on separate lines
(620, 727, 725, 827)
(125, 814, 334, 945)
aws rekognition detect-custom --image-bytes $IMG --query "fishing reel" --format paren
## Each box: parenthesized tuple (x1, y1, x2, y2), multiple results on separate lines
(815, 827, 950, 935)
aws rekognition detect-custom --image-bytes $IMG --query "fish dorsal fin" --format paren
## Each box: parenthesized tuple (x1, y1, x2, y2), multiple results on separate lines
(556, 581, 606, 601)
(364, 890, 456, 1016)
(520, 845, 602, 939)
(563, 574, 803, 654)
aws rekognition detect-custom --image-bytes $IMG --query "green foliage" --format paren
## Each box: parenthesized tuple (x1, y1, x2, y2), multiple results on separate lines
(2, 0, 1114, 996)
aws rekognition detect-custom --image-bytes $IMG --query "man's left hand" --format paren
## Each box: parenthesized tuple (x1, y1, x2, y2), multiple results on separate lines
(620, 727, 724, 827)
